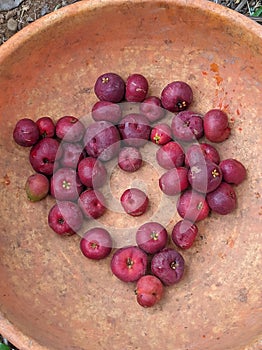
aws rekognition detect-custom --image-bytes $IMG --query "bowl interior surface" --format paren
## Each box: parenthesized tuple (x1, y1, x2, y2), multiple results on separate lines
(0, 1, 261, 350)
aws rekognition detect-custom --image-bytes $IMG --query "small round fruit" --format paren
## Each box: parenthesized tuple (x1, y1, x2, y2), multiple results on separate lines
(171, 220, 198, 249)
(136, 222, 168, 254)
(60, 142, 84, 168)
(206, 182, 237, 215)
(13, 118, 40, 147)
(203, 109, 231, 142)
(36, 116, 55, 138)
(120, 188, 149, 216)
(161, 81, 193, 112)
(55, 116, 85, 143)
(25, 173, 49, 202)
(185, 143, 220, 167)
(219, 158, 247, 185)
(48, 201, 83, 236)
(139, 96, 165, 123)
(50, 168, 83, 201)
(118, 147, 143, 172)
(135, 275, 164, 308)
(91, 100, 122, 124)
(150, 123, 172, 145)
(159, 167, 189, 196)
(78, 189, 106, 219)
(80, 228, 112, 260)
(177, 189, 210, 222)
(94, 72, 125, 103)
(151, 248, 185, 286)
(171, 110, 204, 142)
(125, 73, 148, 102)
(78, 157, 107, 188)
(156, 141, 185, 170)
(111, 246, 148, 282)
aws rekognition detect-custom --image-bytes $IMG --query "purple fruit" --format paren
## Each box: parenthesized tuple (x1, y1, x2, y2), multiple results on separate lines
(78, 189, 106, 219)
(36, 116, 55, 138)
(139, 96, 165, 123)
(29, 138, 61, 175)
(118, 146, 143, 172)
(118, 113, 151, 148)
(151, 248, 185, 286)
(203, 109, 231, 142)
(177, 189, 210, 222)
(60, 142, 85, 169)
(111, 246, 148, 282)
(120, 188, 149, 217)
(25, 173, 49, 202)
(161, 81, 193, 112)
(185, 143, 220, 167)
(206, 182, 237, 215)
(50, 167, 83, 201)
(94, 72, 125, 103)
(48, 201, 83, 236)
(13, 118, 40, 147)
(78, 157, 107, 188)
(188, 160, 222, 194)
(80, 228, 112, 260)
(171, 220, 198, 249)
(156, 141, 185, 170)
(136, 222, 168, 254)
(150, 123, 172, 145)
(55, 116, 85, 143)
(84, 121, 121, 161)
(125, 73, 148, 102)
(171, 110, 204, 142)
(135, 275, 164, 308)
(159, 167, 189, 196)
(219, 158, 247, 185)
(91, 100, 122, 124)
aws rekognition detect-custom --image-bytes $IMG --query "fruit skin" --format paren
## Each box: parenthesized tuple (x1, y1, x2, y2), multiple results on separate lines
(185, 143, 220, 167)
(171, 110, 204, 142)
(78, 157, 107, 188)
(125, 73, 149, 102)
(36, 116, 55, 138)
(159, 167, 189, 196)
(206, 182, 237, 215)
(60, 142, 85, 169)
(203, 109, 231, 142)
(161, 81, 193, 112)
(48, 201, 83, 236)
(151, 248, 185, 286)
(219, 158, 247, 185)
(171, 220, 198, 249)
(118, 146, 142, 172)
(80, 228, 112, 260)
(78, 189, 106, 219)
(177, 189, 210, 222)
(139, 96, 165, 123)
(136, 222, 168, 254)
(120, 188, 149, 216)
(25, 173, 49, 202)
(91, 100, 122, 124)
(150, 123, 172, 145)
(13, 118, 40, 147)
(55, 116, 85, 143)
(94, 72, 125, 103)
(29, 138, 61, 176)
(110, 246, 148, 282)
(135, 275, 164, 307)
(156, 141, 185, 170)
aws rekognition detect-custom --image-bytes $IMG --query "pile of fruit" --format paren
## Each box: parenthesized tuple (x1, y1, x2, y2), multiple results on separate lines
(13, 72, 246, 307)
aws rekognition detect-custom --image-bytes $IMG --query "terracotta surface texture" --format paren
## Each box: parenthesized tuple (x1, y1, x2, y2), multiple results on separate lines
(0, 1, 261, 350)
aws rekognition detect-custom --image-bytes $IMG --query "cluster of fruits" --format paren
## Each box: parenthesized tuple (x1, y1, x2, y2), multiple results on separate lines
(12, 72, 246, 307)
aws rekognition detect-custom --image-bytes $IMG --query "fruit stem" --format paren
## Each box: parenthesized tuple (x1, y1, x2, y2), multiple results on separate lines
(126, 257, 134, 269)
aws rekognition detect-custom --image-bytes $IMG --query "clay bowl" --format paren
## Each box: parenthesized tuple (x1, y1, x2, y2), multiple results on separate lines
(0, 0, 261, 349)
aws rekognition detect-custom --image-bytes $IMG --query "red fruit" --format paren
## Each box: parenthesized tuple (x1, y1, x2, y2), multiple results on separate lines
(120, 188, 149, 217)
(161, 81, 193, 112)
(136, 222, 168, 254)
(48, 201, 83, 236)
(171, 110, 204, 142)
(156, 141, 185, 170)
(80, 228, 112, 260)
(159, 167, 189, 196)
(91, 101, 122, 124)
(219, 158, 247, 185)
(171, 220, 198, 249)
(36, 116, 55, 138)
(55, 116, 85, 143)
(25, 173, 49, 202)
(78, 189, 106, 219)
(50, 167, 83, 201)
(60, 142, 85, 169)
(13, 118, 40, 147)
(150, 123, 172, 145)
(78, 157, 107, 188)
(110, 246, 148, 282)
(118, 147, 143, 172)
(139, 96, 165, 123)
(125, 73, 149, 102)
(94, 72, 125, 103)
(206, 182, 237, 215)
(185, 143, 220, 167)
(203, 109, 231, 142)
(177, 189, 210, 222)
(135, 275, 164, 307)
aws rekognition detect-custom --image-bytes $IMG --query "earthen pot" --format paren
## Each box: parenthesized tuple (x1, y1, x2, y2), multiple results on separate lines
(0, 1, 261, 349)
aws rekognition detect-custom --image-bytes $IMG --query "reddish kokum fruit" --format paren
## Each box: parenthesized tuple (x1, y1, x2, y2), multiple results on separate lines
(91, 100, 122, 124)
(50, 167, 83, 201)
(206, 182, 237, 215)
(203, 109, 231, 142)
(55, 116, 85, 143)
(80, 228, 112, 260)
(110, 246, 148, 282)
(135, 275, 164, 307)
(25, 173, 49, 202)
(171, 110, 204, 142)
(185, 143, 220, 167)
(161, 81, 193, 112)
(94, 72, 125, 103)
(78, 189, 106, 219)
(60, 142, 85, 169)
(118, 147, 143, 172)
(177, 189, 210, 222)
(171, 220, 198, 249)
(36, 116, 55, 138)
(156, 141, 185, 170)
(120, 188, 149, 216)
(125, 73, 149, 102)
(136, 222, 168, 254)
(150, 123, 172, 145)
(139, 96, 165, 123)
(159, 167, 189, 196)
(219, 158, 247, 185)
(78, 157, 107, 188)
(13, 118, 40, 147)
